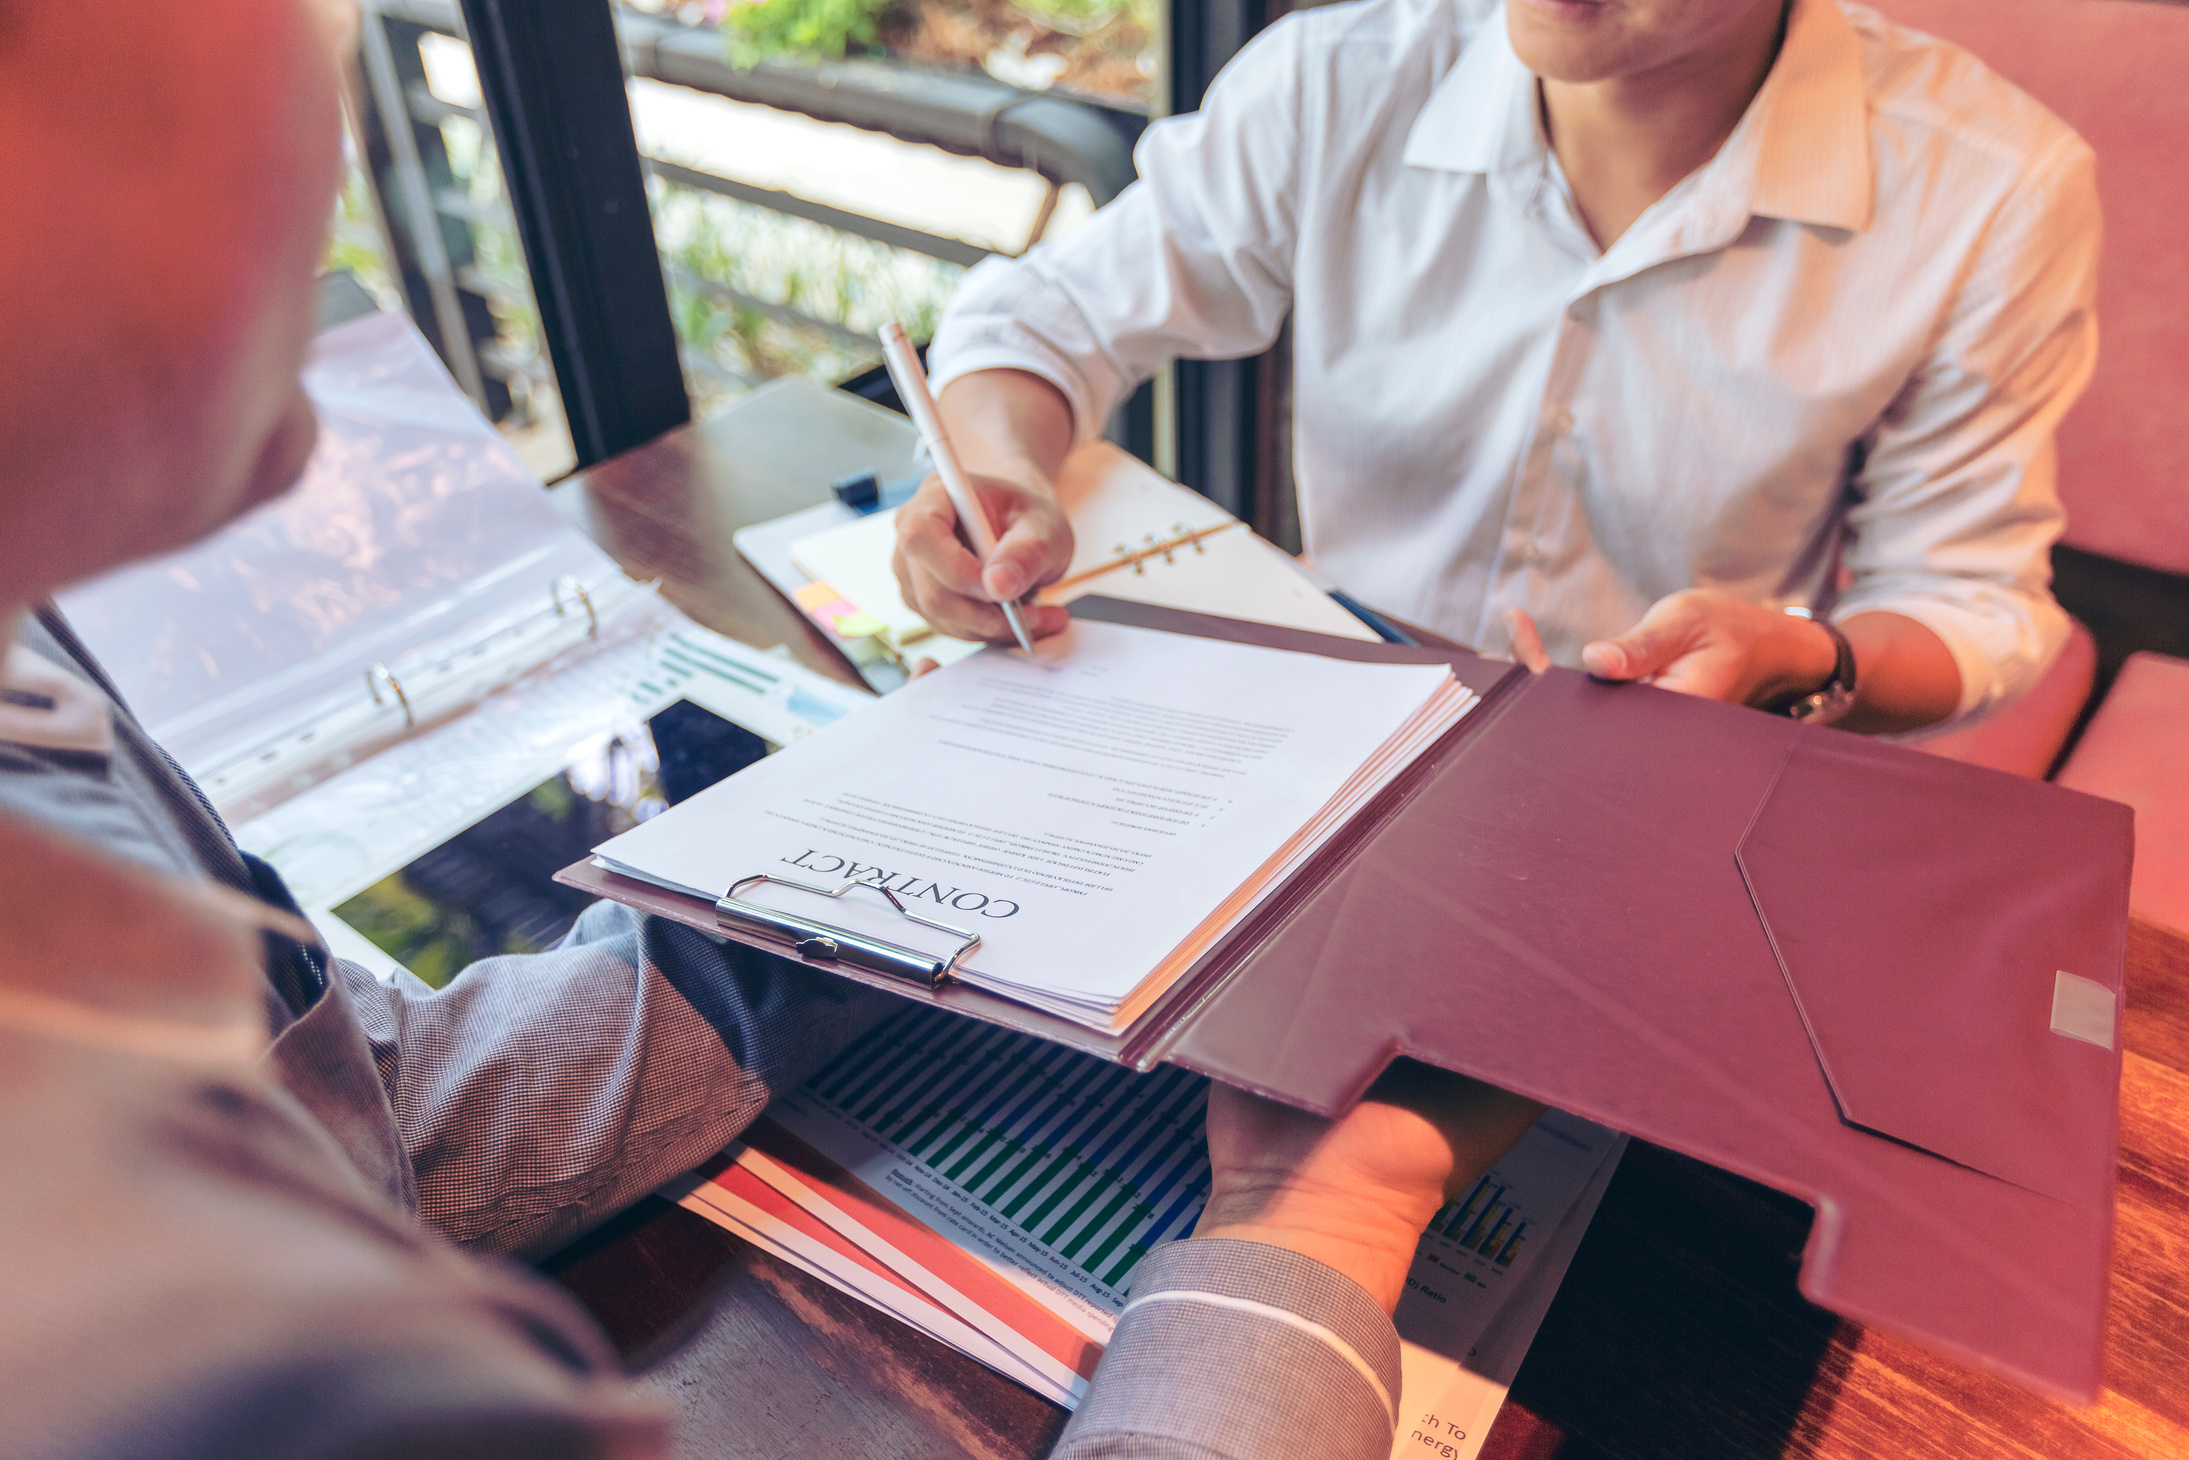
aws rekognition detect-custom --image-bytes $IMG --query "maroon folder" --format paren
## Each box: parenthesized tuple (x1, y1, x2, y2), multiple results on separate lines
(559, 596, 2131, 1401)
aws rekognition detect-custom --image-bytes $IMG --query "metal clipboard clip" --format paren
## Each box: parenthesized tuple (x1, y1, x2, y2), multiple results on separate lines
(715, 873, 981, 991)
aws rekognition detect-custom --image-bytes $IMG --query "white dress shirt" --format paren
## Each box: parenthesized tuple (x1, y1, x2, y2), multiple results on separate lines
(930, 0, 2099, 722)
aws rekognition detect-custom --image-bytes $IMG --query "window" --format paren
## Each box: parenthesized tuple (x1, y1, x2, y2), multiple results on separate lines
(341, 0, 1288, 518)
(343, 2, 578, 479)
(609, 0, 1141, 415)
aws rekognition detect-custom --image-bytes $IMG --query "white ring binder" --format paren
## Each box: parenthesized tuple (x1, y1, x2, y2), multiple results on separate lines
(552, 574, 600, 638)
(364, 663, 414, 727)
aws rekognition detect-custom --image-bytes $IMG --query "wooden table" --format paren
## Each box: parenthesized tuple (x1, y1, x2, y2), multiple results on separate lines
(544, 401, 2189, 1460)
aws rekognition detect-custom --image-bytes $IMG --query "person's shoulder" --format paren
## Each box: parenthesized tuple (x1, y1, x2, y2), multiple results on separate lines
(1840, 2, 2091, 182)
(0, 1037, 653, 1459)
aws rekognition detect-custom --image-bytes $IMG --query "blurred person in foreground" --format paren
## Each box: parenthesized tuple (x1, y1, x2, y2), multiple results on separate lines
(0, 1, 1542, 1456)
(894, 0, 2098, 736)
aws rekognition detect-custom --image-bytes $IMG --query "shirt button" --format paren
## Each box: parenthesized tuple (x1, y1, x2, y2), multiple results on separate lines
(1551, 409, 1575, 435)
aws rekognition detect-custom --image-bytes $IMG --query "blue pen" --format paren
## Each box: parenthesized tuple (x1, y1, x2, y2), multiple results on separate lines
(1291, 557, 1418, 645)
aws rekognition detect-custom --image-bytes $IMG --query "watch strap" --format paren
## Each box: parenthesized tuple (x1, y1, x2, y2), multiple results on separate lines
(1782, 607, 1858, 724)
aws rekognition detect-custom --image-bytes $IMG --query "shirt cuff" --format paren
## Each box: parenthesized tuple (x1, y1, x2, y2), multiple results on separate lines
(928, 257, 1130, 448)
(1830, 583, 2070, 726)
(1053, 1238, 1400, 1460)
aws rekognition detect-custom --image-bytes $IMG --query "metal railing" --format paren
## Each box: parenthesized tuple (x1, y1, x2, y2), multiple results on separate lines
(352, 0, 1144, 413)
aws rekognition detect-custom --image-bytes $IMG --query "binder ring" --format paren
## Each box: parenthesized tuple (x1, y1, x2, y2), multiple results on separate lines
(364, 663, 414, 728)
(716, 873, 981, 991)
(552, 574, 599, 638)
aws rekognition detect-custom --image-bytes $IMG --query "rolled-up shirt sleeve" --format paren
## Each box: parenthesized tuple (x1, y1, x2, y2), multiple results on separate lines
(1053, 1237, 1400, 1460)
(1834, 133, 2099, 724)
(929, 19, 1306, 444)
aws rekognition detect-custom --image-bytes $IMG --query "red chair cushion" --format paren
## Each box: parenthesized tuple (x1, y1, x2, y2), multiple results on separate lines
(1877, 0, 2189, 575)
(2056, 651, 2189, 934)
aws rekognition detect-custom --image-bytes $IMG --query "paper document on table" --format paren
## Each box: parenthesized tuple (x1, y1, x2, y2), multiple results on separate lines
(592, 618, 1475, 1029)
(1389, 1113, 1623, 1460)
(674, 1152, 1065, 1396)
(668, 1005, 1624, 1428)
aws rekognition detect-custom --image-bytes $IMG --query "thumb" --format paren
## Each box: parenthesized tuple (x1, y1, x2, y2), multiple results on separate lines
(982, 512, 1065, 602)
(1582, 607, 1692, 682)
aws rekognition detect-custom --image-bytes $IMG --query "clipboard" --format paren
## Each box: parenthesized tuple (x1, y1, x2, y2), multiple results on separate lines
(557, 594, 2131, 1402)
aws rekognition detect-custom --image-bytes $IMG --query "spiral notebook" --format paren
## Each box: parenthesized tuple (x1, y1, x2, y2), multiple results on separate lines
(737, 440, 1378, 689)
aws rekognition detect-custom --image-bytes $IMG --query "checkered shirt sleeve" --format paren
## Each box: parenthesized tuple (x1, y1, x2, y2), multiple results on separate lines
(339, 903, 901, 1257)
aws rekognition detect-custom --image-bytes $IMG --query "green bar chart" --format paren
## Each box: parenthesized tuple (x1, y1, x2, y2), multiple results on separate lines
(802, 1007, 1212, 1292)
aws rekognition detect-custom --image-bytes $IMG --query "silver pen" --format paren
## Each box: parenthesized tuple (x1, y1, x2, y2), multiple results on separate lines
(877, 323, 1038, 654)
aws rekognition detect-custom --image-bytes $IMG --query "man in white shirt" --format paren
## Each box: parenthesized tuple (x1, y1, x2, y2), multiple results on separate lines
(893, 0, 2099, 734)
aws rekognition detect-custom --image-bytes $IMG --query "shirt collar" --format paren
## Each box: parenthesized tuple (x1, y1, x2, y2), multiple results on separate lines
(1402, 0, 1873, 234)
(1403, 8, 1541, 178)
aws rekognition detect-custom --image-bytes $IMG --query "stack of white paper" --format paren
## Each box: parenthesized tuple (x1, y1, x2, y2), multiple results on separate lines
(592, 618, 1477, 1031)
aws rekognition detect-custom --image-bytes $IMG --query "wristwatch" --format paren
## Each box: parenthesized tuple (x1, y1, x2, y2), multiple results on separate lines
(1781, 607, 1858, 725)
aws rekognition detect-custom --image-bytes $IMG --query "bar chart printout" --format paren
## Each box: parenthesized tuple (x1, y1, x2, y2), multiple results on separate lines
(1397, 1107, 1621, 1362)
(753, 1007, 1622, 1365)
(768, 1006, 1213, 1337)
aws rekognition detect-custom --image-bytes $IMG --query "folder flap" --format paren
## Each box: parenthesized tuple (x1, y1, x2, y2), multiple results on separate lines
(1111, 623, 2123, 1399)
(1735, 734, 2131, 1211)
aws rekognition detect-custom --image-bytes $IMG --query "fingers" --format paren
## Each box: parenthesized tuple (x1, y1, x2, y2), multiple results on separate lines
(1362, 1061, 1546, 1200)
(891, 475, 1074, 645)
(1644, 652, 1746, 701)
(1025, 603, 1074, 638)
(984, 506, 1068, 603)
(1501, 607, 1551, 674)
(896, 478, 987, 597)
(892, 479, 1011, 642)
(1580, 593, 1703, 682)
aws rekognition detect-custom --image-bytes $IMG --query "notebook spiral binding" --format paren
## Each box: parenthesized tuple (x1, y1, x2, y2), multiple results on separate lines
(1042, 520, 1243, 595)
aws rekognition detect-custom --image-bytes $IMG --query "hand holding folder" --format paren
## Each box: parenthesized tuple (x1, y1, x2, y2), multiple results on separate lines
(1199, 1067, 1549, 1312)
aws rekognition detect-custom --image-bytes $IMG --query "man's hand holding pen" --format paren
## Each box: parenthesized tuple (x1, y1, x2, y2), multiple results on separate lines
(892, 471, 1074, 645)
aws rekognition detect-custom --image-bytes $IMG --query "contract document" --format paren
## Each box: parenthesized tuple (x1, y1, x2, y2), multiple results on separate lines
(592, 619, 1477, 1029)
